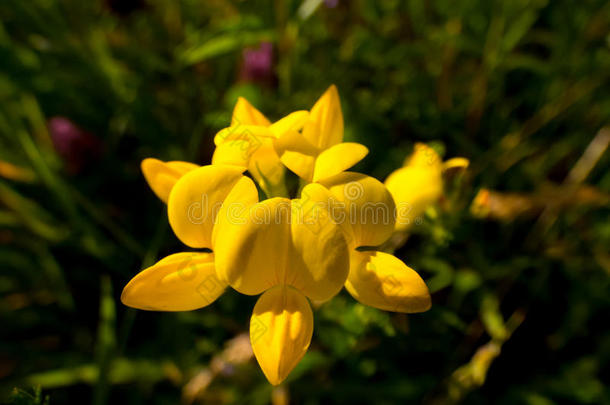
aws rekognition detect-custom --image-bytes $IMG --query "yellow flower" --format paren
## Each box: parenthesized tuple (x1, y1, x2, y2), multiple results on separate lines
(213, 187, 349, 384)
(274, 85, 369, 183)
(385, 143, 469, 231)
(123, 86, 439, 386)
(301, 174, 432, 313)
(212, 97, 309, 197)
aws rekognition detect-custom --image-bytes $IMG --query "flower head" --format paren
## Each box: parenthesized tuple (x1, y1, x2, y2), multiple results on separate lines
(122, 86, 441, 385)
(385, 143, 469, 231)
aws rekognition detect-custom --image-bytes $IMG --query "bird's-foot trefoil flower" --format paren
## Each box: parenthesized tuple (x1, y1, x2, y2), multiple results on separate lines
(122, 85, 443, 386)
(385, 143, 469, 232)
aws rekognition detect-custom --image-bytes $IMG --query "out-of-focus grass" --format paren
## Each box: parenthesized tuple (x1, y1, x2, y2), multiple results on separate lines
(0, 0, 609, 404)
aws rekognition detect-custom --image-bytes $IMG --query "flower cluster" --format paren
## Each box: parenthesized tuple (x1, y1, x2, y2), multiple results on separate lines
(121, 86, 465, 385)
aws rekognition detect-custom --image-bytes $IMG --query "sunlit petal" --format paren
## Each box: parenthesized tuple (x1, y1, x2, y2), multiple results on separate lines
(384, 166, 443, 232)
(215, 198, 292, 295)
(317, 172, 396, 248)
(312, 142, 368, 182)
(443, 157, 470, 173)
(212, 176, 259, 250)
(280, 151, 316, 182)
(274, 130, 320, 155)
(274, 130, 319, 182)
(211, 141, 250, 168)
(269, 111, 310, 138)
(290, 193, 350, 301)
(167, 165, 246, 249)
(248, 139, 287, 197)
(304, 85, 344, 149)
(214, 197, 349, 301)
(402, 143, 443, 172)
(141, 158, 199, 204)
(250, 286, 313, 385)
(231, 97, 271, 127)
(345, 250, 431, 313)
(121, 252, 226, 311)
(214, 125, 275, 146)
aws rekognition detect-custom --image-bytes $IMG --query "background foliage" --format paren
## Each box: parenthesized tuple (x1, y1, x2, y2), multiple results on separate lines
(1, 0, 609, 404)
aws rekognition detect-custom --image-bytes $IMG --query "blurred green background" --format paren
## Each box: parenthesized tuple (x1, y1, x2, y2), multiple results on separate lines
(1, 0, 609, 404)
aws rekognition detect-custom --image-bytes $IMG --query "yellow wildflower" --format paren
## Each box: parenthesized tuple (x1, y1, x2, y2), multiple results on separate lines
(385, 143, 469, 231)
(122, 86, 437, 386)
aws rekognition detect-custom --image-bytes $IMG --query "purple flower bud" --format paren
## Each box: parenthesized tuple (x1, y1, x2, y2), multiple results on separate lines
(240, 42, 275, 86)
(48, 117, 102, 174)
(324, 0, 339, 8)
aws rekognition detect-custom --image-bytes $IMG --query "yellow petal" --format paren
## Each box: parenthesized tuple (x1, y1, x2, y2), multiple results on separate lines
(214, 197, 349, 301)
(273, 131, 319, 182)
(141, 158, 199, 204)
(280, 151, 316, 183)
(212, 136, 288, 197)
(274, 130, 320, 156)
(269, 111, 309, 138)
(250, 286, 313, 385)
(214, 125, 275, 146)
(212, 176, 259, 249)
(403, 143, 443, 172)
(345, 250, 431, 313)
(211, 141, 250, 168)
(304, 85, 344, 149)
(231, 97, 271, 127)
(215, 198, 292, 295)
(290, 194, 350, 301)
(248, 139, 287, 197)
(167, 165, 245, 249)
(384, 166, 443, 232)
(121, 252, 226, 311)
(317, 172, 396, 248)
(312, 142, 368, 182)
(443, 157, 470, 173)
